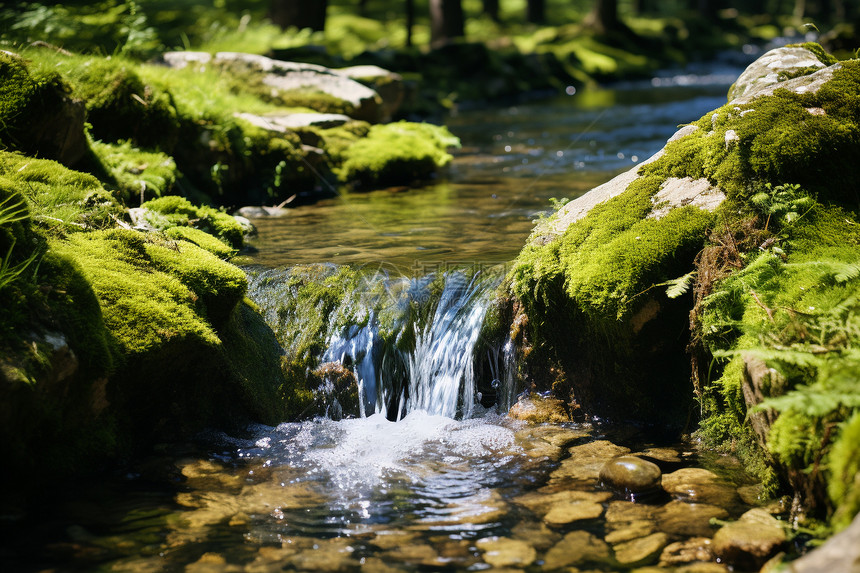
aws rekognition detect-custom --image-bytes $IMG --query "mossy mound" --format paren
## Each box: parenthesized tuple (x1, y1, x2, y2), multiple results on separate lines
(0, 51, 88, 166)
(0, 147, 287, 482)
(90, 140, 180, 204)
(510, 44, 860, 529)
(141, 195, 245, 249)
(338, 121, 460, 188)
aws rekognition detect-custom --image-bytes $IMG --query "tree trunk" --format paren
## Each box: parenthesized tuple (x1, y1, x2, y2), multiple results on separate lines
(269, 0, 328, 31)
(793, 0, 806, 20)
(430, 0, 465, 47)
(584, 0, 619, 32)
(483, 0, 500, 21)
(527, 0, 546, 23)
(406, 0, 415, 47)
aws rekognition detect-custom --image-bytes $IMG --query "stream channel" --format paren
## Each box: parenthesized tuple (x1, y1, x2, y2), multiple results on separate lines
(3, 58, 784, 572)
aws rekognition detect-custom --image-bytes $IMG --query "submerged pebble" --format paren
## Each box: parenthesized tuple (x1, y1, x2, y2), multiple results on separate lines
(599, 455, 663, 498)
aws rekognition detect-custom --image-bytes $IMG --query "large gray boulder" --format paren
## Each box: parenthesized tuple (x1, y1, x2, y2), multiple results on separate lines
(161, 51, 384, 123)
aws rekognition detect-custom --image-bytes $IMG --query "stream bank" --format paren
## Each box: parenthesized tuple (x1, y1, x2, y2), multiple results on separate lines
(0, 36, 859, 572)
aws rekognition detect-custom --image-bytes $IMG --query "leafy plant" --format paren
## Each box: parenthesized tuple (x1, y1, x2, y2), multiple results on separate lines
(750, 182, 815, 231)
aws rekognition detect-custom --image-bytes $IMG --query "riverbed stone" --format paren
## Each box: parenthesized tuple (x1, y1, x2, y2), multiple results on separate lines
(543, 499, 605, 526)
(636, 447, 683, 463)
(476, 536, 537, 568)
(508, 394, 569, 423)
(711, 508, 787, 570)
(511, 521, 561, 551)
(613, 532, 670, 567)
(606, 520, 657, 544)
(659, 537, 714, 567)
(542, 530, 611, 570)
(657, 500, 728, 538)
(599, 455, 662, 497)
(288, 538, 360, 572)
(514, 489, 612, 518)
(661, 468, 740, 508)
(549, 440, 631, 485)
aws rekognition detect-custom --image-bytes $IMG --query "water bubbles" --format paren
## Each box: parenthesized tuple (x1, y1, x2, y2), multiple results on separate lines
(490, 379, 500, 390)
(565, 85, 577, 95)
(556, 150, 563, 158)
(504, 145, 511, 152)
(617, 152, 625, 159)
(631, 155, 639, 162)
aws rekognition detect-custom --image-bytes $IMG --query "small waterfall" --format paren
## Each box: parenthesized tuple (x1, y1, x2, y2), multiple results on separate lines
(407, 273, 490, 418)
(248, 265, 512, 420)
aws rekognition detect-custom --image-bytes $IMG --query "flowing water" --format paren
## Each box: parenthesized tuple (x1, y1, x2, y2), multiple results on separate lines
(2, 60, 782, 572)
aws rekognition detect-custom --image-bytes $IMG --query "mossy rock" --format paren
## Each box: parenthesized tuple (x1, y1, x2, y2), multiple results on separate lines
(30, 52, 181, 151)
(338, 121, 460, 189)
(509, 44, 860, 432)
(141, 195, 245, 249)
(0, 51, 88, 166)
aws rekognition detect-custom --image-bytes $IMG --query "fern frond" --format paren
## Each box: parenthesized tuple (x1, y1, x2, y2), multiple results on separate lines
(665, 270, 697, 299)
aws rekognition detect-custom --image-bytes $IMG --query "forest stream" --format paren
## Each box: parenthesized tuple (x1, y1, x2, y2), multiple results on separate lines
(2, 57, 789, 573)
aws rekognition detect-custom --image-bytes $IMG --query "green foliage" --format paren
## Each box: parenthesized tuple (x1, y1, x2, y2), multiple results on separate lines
(142, 195, 244, 249)
(338, 121, 460, 188)
(665, 270, 697, 299)
(749, 183, 815, 231)
(828, 412, 860, 530)
(700, 199, 860, 520)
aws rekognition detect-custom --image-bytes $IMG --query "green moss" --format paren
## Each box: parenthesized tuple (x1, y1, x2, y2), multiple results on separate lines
(0, 51, 71, 157)
(142, 195, 244, 249)
(27, 51, 180, 150)
(163, 226, 235, 259)
(787, 42, 840, 66)
(338, 121, 460, 188)
(0, 150, 122, 232)
(655, 56, 860, 206)
(89, 140, 180, 204)
(50, 228, 245, 355)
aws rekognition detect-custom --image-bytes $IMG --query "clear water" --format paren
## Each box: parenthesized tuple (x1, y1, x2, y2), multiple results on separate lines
(1, 63, 776, 572)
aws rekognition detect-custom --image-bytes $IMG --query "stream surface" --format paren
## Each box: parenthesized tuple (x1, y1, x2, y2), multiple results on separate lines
(2, 59, 779, 572)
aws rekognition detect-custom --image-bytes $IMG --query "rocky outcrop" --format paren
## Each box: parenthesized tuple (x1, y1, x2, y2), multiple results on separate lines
(509, 44, 860, 433)
(162, 51, 385, 123)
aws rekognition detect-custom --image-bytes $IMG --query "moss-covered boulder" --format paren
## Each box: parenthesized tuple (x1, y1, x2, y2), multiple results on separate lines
(0, 51, 88, 166)
(0, 153, 288, 482)
(509, 45, 860, 523)
(164, 51, 384, 123)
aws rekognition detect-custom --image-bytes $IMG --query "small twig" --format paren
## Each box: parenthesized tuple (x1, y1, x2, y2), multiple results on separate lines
(749, 289, 775, 323)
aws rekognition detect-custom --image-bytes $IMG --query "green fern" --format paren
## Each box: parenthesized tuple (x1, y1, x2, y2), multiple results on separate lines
(665, 270, 697, 299)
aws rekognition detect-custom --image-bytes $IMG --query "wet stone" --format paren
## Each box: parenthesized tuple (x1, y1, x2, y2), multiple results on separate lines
(514, 489, 612, 518)
(360, 557, 404, 573)
(605, 500, 657, 523)
(508, 395, 569, 423)
(542, 530, 611, 570)
(662, 468, 740, 508)
(599, 455, 662, 497)
(476, 536, 537, 568)
(637, 447, 683, 463)
(736, 483, 765, 506)
(659, 537, 714, 567)
(550, 440, 631, 484)
(674, 562, 729, 573)
(288, 538, 359, 572)
(657, 500, 729, 538)
(711, 508, 787, 570)
(385, 543, 446, 568)
(605, 519, 657, 543)
(511, 520, 561, 551)
(544, 500, 604, 526)
(613, 532, 670, 567)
